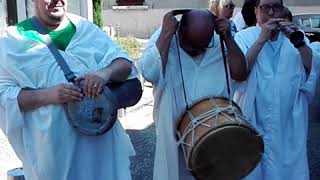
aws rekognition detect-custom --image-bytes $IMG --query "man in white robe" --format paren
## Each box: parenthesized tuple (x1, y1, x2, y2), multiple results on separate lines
(0, 0, 137, 180)
(233, 0, 320, 179)
(139, 9, 247, 180)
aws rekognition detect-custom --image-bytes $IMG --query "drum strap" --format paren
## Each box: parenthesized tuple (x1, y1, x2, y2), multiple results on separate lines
(174, 33, 233, 108)
(219, 35, 232, 103)
(31, 17, 77, 82)
(175, 33, 189, 110)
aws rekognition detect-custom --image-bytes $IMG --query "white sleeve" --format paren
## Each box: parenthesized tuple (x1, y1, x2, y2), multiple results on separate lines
(138, 29, 164, 85)
(234, 32, 250, 55)
(78, 22, 138, 79)
(300, 42, 320, 103)
(99, 34, 139, 80)
(0, 63, 24, 135)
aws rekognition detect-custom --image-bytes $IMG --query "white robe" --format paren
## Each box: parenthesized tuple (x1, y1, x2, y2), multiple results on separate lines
(138, 29, 235, 180)
(311, 42, 320, 54)
(232, 12, 246, 31)
(234, 26, 320, 180)
(0, 14, 137, 180)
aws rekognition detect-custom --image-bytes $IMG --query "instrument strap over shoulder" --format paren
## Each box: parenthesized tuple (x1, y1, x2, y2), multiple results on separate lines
(31, 16, 76, 82)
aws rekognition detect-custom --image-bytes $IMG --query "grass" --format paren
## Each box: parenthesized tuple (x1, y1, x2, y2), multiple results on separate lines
(115, 36, 143, 61)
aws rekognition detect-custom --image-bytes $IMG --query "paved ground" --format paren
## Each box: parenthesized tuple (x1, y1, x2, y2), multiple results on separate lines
(0, 85, 320, 180)
(0, 85, 155, 180)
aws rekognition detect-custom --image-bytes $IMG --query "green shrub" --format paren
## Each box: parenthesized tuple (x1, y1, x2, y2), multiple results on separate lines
(93, 0, 103, 28)
(115, 36, 143, 60)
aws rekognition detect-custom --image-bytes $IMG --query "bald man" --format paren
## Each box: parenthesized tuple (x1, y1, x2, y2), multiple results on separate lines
(138, 9, 247, 180)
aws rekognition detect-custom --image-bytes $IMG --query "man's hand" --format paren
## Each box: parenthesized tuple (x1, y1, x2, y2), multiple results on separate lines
(259, 18, 285, 42)
(156, 11, 179, 71)
(47, 83, 83, 104)
(214, 18, 232, 39)
(160, 11, 179, 39)
(75, 70, 110, 98)
(278, 20, 299, 38)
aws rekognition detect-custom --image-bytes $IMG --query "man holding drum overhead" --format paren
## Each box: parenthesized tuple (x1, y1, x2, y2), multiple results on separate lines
(0, 0, 140, 180)
(139, 9, 251, 180)
(234, 0, 320, 179)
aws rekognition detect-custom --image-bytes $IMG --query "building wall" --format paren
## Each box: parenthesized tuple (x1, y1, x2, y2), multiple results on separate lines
(103, 0, 320, 38)
(104, 0, 320, 9)
(103, 0, 210, 38)
(103, 8, 169, 38)
(103, 0, 209, 9)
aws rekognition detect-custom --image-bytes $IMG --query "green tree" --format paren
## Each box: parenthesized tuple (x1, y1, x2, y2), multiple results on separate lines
(93, 0, 103, 28)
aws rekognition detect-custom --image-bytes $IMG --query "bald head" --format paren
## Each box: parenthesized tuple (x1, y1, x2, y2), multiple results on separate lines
(179, 10, 216, 56)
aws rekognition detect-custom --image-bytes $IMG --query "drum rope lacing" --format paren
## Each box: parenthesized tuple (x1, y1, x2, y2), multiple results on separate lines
(176, 98, 248, 170)
(176, 99, 247, 147)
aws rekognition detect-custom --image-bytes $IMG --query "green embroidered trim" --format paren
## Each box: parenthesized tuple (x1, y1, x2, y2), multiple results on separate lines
(17, 18, 76, 51)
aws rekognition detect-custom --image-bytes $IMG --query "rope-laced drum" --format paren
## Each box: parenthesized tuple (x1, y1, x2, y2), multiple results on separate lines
(176, 97, 264, 180)
(173, 10, 264, 180)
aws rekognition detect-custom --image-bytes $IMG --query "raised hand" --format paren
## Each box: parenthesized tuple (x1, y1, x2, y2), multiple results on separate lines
(160, 11, 179, 38)
(277, 20, 299, 38)
(214, 18, 232, 39)
(259, 18, 285, 42)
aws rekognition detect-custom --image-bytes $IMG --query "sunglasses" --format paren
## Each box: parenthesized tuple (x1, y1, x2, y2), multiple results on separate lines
(258, 4, 284, 13)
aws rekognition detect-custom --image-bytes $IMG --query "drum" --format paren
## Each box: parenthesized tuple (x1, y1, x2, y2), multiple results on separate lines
(65, 78, 142, 136)
(176, 97, 264, 180)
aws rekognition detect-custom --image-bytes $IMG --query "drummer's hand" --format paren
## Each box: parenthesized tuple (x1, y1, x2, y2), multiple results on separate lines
(214, 18, 232, 40)
(160, 11, 179, 39)
(75, 71, 109, 97)
(48, 83, 83, 104)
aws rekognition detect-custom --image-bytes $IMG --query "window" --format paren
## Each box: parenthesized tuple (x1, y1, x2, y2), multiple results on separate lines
(311, 18, 320, 28)
(116, 0, 144, 6)
(301, 19, 311, 28)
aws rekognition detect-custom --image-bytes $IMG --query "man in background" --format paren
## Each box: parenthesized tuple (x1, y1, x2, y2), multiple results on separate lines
(0, 0, 138, 179)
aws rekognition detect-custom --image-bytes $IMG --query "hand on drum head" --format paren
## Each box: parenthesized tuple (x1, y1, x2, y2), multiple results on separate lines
(47, 83, 83, 104)
(75, 71, 109, 98)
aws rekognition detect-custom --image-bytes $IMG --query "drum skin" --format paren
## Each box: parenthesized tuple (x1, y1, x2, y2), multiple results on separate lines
(64, 86, 118, 136)
(176, 97, 264, 180)
(65, 78, 142, 136)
